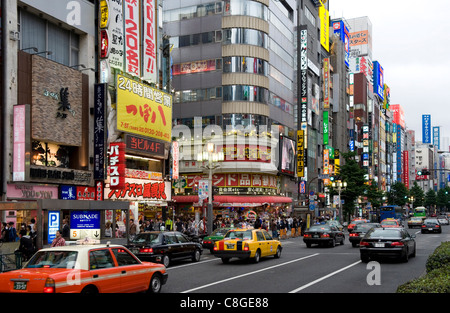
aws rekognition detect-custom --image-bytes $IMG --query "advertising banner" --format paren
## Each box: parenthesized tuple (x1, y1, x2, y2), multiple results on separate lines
(109, 142, 126, 190)
(433, 126, 440, 150)
(319, 3, 329, 52)
(116, 74, 172, 142)
(373, 61, 384, 101)
(94, 83, 106, 180)
(70, 211, 101, 240)
(13, 105, 26, 181)
(297, 130, 305, 178)
(323, 58, 330, 109)
(108, 0, 125, 71)
(142, 0, 157, 83)
(105, 178, 171, 201)
(323, 111, 329, 145)
(124, 0, 141, 77)
(422, 114, 431, 144)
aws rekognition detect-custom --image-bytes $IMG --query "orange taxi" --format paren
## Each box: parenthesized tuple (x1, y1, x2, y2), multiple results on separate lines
(347, 218, 369, 232)
(0, 240, 168, 293)
(380, 218, 402, 228)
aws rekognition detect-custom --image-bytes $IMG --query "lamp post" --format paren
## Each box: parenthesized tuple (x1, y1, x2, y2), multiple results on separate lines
(332, 180, 347, 222)
(197, 142, 224, 235)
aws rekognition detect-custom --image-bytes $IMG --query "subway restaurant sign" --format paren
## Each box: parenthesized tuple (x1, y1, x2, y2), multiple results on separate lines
(116, 74, 172, 143)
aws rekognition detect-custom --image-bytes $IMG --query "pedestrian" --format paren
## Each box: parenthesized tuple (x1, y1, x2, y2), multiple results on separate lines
(254, 215, 262, 229)
(165, 217, 173, 231)
(175, 218, 183, 232)
(62, 218, 70, 238)
(17, 230, 35, 261)
(129, 219, 137, 240)
(1, 222, 7, 242)
(144, 220, 152, 231)
(8, 222, 17, 242)
(29, 218, 36, 236)
(51, 230, 66, 247)
(271, 219, 278, 239)
(105, 221, 113, 237)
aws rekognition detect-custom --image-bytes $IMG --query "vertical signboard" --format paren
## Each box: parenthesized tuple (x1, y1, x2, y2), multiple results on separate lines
(372, 61, 384, 101)
(422, 114, 431, 144)
(433, 126, 440, 150)
(13, 105, 26, 181)
(299, 27, 308, 127)
(94, 84, 106, 180)
(397, 125, 402, 181)
(172, 141, 179, 180)
(403, 151, 409, 188)
(142, 0, 157, 83)
(108, 0, 125, 71)
(124, 0, 141, 77)
(109, 142, 126, 189)
(323, 111, 329, 145)
(323, 58, 330, 109)
(319, 2, 329, 52)
(297, 130, 305, 177)
(323, 149, 329, 175)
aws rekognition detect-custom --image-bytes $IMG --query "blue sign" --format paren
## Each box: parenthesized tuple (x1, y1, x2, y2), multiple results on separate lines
(70, 211, 100, 229)
(309, 204, 315, 211)
(433, 126, 440, 150)
(422, 114, 431, 143)
(60, 185, 76, 200)
(349, 140, 355, 152)
(48, 211, 60, 243)
(372, 61, 384, 101)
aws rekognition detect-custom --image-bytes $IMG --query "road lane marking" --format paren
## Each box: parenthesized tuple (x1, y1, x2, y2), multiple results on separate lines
(180, 253, 320, 293)
(167, 258, 219, 270)
(289, 260, 362, 293)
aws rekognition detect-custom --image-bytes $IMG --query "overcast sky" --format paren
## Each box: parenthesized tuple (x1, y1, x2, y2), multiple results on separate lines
(328, 0, 450, 145)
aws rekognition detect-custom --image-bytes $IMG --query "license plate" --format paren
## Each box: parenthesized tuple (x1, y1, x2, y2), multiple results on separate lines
(313, 235, 319, 238)
(226, 244, 235, 249)
(13, 281, 27, 290)
(428, 228, 433, 231)
(133, 248, 139, 254)
(374, 243, 385, 248)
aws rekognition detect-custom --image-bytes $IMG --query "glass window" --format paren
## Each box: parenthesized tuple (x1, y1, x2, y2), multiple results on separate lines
(89, 249, 115, 270)
(223, 28, 268, 49)
(164, 234, 178, 244)
(256, 231, 266, 241)
(223, 56, 268, 76)
(112, 248, 140, 266)
(26, 251, 78, 269)
(224, 0, 268, 20)
(176, 233, 189, 243)
(223, 85, 268, 103)
(262, 230, 273, 240)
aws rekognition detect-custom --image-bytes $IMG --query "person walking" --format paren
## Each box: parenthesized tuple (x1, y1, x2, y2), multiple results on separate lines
(51, 230, 66, 247)
(129, 219, 137, 240)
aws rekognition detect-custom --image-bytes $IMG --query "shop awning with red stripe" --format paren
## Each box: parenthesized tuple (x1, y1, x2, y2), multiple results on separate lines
(172, 195, 292, 207)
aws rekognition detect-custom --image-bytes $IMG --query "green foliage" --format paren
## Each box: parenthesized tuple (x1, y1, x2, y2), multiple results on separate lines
(426, 241, 450, 273)
(424, 189, 436, 207)
(397, 241, 450, 293)
(409, 182, 424, 208)
(366, 179, 384, 210)
(387, 182, 409, 206)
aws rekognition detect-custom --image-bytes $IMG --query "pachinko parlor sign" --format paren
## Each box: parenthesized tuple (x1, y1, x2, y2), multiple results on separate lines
(105, 177, 171, 202)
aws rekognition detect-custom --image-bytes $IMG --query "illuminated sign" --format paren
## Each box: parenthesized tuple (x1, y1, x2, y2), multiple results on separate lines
(124, 0, 141, 76)
(109, 142, 125, 190)
(372, 61, 384, 100)
(116, 74, 172, 142)
(125, 134, 165, 157)
(297, 130, 305, 178)
(99, 0, 110, 29)
(323, 111, 329, 145)
(323, 58, 330, 109)
(319, 3, 329, 52)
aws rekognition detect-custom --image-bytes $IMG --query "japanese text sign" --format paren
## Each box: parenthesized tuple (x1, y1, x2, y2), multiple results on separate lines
(116, 74, 172, 142)
(109, 142, 125, 190)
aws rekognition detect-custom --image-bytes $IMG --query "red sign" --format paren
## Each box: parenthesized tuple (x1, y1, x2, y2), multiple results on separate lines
(76, 186, 96, 200)
(125, 134, 165, 157)
(109, 142, 125, 189)
(100, 29, 110, 59)
(107, 181, 168, 200)
(95, 181, 104, 201)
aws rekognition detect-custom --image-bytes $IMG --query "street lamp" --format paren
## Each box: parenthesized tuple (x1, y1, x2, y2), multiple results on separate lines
(332, 180, 347, 222)
(197, 142, 224, 235)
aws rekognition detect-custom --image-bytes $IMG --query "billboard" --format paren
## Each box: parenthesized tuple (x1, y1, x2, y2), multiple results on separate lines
(323, 58, 330, 109)
(323, 111, 329, 145)
(297, 130, 305, 178)
(116, 74, 172, 142)
(390, 104, 405, 129)
(319, 3, 329, 52)
(422, 114, 431, 143)
(433, 126, 440, 150)
(124, 0, 141, 77)
(372, 61, 384, 101)
(108, 0, 125, 71)
(280, 136, 296, 176)
(332, 20, 350, 67)
(142, 0, 157, 83)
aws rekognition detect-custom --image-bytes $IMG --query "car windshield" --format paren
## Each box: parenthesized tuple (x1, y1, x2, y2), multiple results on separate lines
(424, 219, 438, 224)
(308, 226, 331, 232)
(354, 224, 374, 231)
(211, 229, 229, 236)
(225, 230, 253, 240)
(367, 229, 401, 239)
(25, 251, 78, 269)
(410, 217, 422, 221)
(352, 220, 366, 224)
(381, 220, 397, 225)
(131, 233, 160, 244)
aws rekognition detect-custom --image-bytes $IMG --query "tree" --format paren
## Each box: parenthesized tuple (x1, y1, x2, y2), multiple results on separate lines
(387, 182, 409, 206)
(366, 179, 385, 211)
(436, 188, 449, 211)
(424, 189, 436, 208)
(335, 152, 368, 221)
(409, 182, 425, 208)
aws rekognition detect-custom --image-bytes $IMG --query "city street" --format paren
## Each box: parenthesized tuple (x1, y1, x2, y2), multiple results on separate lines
(161, 225, 450, 294)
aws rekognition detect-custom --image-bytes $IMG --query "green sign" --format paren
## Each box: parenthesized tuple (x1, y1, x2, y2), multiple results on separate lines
(323, 111, 329, 145)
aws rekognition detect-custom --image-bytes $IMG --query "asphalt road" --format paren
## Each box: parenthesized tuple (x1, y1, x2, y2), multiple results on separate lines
(161, 224, 450, 294)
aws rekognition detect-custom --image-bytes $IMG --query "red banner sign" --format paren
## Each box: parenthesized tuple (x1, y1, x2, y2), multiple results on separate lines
(109, 142, 125, 189)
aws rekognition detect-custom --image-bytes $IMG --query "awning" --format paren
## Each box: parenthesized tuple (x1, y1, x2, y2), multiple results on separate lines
(172, 195, 292, 207)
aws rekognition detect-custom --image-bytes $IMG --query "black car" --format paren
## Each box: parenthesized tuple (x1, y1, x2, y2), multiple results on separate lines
(126, 231, 203, 267)
(359, 227, 416, 263)
(303, 225, 345, 248)
(349, 223, 381, 247)
(421, 218, 442, 233)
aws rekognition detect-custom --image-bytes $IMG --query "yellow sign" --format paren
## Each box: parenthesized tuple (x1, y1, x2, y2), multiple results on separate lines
(297, 130, 305, 177)
(319, 2, 329, 52)
(99, 0, 110, 29)
(116, 74, 173, 143)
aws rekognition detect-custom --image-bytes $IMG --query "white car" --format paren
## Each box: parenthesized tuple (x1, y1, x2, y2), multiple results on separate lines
(437, 216, 449, 225)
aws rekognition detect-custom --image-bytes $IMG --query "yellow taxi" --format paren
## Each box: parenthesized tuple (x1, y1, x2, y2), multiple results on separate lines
(212, 228, 282, 264)
(380, 218, 402, 228)
(0, 239, 168, 293)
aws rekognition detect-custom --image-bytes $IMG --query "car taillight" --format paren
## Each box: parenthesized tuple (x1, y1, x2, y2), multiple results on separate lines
(435, 225, 440, 228)
(139, 248, 153, 253)
(43, 278, 55, 293)
(349, 233, 358, 237)
(390, 241, 404, 246)
(422, 224, 426, 227)
(244, 243, 249, 251)
(320, 233, 330, 238)
(360, 241, 369, 246)
(304, 234, 311, 238)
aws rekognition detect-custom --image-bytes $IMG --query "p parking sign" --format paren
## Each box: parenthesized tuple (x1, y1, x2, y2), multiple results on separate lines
(48, 211, 60, 243)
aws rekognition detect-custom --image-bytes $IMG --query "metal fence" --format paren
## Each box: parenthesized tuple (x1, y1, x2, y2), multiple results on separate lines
(0, 252, 22, 273)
